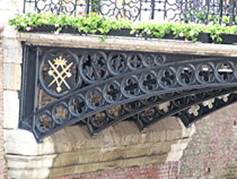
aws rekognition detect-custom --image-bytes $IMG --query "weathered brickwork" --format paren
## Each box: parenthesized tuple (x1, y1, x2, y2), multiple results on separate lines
(180, 103, 237, 179)
(58, 162, 179, 179)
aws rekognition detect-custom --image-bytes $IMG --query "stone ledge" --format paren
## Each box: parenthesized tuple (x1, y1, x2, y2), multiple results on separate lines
(5, 117, 182, 156)
(49, 154, 167, 178)
(8, 154, 167, 179)
(6, 141, 172, 169)
(18, 32, 237, 57)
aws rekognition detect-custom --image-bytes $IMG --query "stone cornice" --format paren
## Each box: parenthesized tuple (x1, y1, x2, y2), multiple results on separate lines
(18, 32, 237, 57)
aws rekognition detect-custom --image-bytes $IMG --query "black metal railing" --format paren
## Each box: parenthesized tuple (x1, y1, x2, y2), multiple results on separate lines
(23, 0, 237, 24)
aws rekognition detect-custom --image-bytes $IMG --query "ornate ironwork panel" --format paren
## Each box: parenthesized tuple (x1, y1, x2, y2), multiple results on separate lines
(23, 0, 237, 23)
(20, 45, 237, 141)
(178, 92, 237, 126)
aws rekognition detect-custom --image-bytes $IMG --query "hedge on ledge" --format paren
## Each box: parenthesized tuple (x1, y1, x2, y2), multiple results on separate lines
(9, 13, 237, 44)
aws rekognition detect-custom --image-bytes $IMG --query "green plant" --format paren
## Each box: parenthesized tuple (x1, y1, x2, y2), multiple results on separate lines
(9, 12, 237, 44)
(203, 24, 226, 43)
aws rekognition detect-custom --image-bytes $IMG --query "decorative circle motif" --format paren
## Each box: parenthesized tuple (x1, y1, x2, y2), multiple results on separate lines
(157, 67, 177, 89)
(106, 105, 123, 119)
(127, 54, 144, 70)
(196, 63, 215, 84)
(100, 0, 141, 21)
(36, 0, 48, 11)
(154, 55, 166, 66)
(121, 75, 140, 97)
(39, 49, 80, 97)
(63, 1, 76, 14)
(107, 53, 128, 75)
(80, 52, 109, 83)
(139, 108, 156, 123)
(142, 54, 157, 67)
(89, 112, 107, 128)
(215, 62, 235, 82)
(139, 71, 158, 92)
(36, 111, 55, 133)
(103, 81, 122, 103)
(85, 88, 105, 109)
(176, 64, 196, 86)
(68, 94, 87, 116)
(36, 0, 76, 15)
(52, 103, 70, 124)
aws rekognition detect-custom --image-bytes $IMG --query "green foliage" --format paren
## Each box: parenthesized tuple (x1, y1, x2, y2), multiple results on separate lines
(9, 13, 131, 35)
(204, 24, 225, 43)
(132, 22, 204, 42)
(9, 13, 237, 44)
(9, 13, 57, 31)
(131, 22, 168, 38)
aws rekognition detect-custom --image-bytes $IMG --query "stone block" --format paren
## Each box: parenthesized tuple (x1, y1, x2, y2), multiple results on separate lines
(2, 37, 22, 63)
(4, 129, 55, 156)
(3, 63, 21, 90)
(4, 129, 38, 155)
(162, 117, 183, 141)
(8, 167, 50, 179)
(3, 90, 19, 129)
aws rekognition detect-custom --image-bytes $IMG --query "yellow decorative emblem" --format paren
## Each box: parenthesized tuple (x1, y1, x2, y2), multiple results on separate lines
(48, 56, 73, 93)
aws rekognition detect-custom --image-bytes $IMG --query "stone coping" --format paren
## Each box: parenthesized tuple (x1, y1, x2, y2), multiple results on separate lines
(18, 32, 237, 57)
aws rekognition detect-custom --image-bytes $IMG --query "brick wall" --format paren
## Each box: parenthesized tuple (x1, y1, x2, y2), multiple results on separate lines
(180, 103, 237, 179)
(58, 162, 180, 179)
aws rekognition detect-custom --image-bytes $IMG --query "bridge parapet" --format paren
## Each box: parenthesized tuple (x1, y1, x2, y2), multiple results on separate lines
(2, 26, 237, 178)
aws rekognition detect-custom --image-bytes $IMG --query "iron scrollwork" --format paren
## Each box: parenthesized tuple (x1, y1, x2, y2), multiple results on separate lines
(20, 46, 237, 141)
(135, 88, 237, 130)
(23, 0, 237, 24)
(178, 92, 237, 127)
